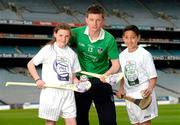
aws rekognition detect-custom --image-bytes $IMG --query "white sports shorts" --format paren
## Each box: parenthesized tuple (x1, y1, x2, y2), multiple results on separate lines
(38, 88, 76, 121)
(125, 90, 158, 124)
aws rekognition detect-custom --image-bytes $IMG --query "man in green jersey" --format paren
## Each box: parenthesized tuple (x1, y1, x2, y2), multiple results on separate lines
(70, 4, 120, 125)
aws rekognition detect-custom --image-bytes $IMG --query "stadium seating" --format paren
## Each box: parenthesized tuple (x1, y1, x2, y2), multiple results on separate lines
(168, 50, 180, 56)
(0, 0, 179, 27)
(0, 68, 40, 104)
(0, 46, 17, 54)
(0, 10, 18, 20)
(0, 0, 179, 105)
(146, 48, 171, 56)
(18, 46, 40, 55)
(155, 69, 180, 98)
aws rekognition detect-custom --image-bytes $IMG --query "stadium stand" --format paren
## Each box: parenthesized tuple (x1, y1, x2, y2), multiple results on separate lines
(168, 50, 180, 56)
(138, 0, 180, 28)
(0, 0, 179, 105)
(18, 46, 40, 55)
(0, 45, 16, 54)
(0, 68, 40, 104)
(155, 69, 180, 98)
(0, 10, 18, 20)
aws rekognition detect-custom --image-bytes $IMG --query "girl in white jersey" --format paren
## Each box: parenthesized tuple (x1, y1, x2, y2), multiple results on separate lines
(27, 24, 81, 125)
(116, 25, 158, 125)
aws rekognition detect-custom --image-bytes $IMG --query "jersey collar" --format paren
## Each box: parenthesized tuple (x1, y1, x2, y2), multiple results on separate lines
(84, 26, 105, 43)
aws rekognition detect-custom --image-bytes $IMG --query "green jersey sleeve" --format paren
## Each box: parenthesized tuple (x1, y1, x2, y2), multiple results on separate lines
(106, 33, 119, 60)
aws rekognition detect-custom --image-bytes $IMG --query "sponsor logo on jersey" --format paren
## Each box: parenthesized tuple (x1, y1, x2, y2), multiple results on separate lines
(144, 114, 151, 119)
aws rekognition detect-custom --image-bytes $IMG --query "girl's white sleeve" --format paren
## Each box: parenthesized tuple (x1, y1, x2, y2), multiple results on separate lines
(32, 45, 51, 66)
(72, 53, 81, 73)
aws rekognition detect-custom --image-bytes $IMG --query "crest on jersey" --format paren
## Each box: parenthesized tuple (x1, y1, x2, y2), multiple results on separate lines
(97, 47, 103, 54)
(53, 56, 69, 81)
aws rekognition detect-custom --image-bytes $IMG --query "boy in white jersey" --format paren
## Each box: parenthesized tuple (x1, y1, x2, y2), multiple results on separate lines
(116, 25, 158, 125)
(27, 24, 81, 125)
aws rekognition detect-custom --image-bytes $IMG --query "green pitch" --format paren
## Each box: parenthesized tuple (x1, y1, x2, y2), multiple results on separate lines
(0, 104, 179, 125)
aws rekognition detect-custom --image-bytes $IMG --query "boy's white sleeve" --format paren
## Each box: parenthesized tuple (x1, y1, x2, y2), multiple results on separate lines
(144, 53, 157, 79)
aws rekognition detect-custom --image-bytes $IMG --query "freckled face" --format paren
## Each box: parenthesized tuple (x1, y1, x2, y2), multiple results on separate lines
(54, 29, 71, 48)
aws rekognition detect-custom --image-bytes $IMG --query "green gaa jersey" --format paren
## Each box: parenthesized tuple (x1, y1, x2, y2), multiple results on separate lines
(71, 26, 119, 74)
